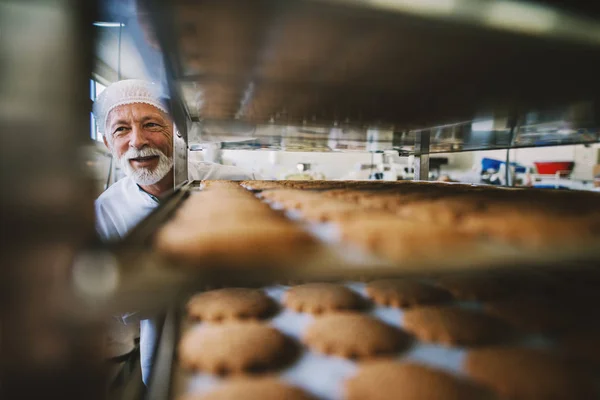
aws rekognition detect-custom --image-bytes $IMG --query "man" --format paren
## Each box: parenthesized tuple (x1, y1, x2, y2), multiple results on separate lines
(93, 79, 253, 383)
(94, 79, 252, 238)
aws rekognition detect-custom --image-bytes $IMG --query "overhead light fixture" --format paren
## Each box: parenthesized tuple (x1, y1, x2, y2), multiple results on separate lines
(93, 22, 124, 28)
(486, 1, 556, 35)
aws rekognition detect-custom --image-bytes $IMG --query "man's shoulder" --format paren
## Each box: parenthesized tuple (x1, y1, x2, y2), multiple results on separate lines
(96, 177, 134, 205)
(190, 162, 253, 180)
(95, 176, 155, 240)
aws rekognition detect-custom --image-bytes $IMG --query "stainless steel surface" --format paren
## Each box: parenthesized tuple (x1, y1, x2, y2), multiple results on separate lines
(147, 313, 174, 400)
(185, 113, 600, 153)
(413, 131, 430, 181)
(1, 0, 104, 398)
(173, 130, 189, 187)
(505, 148, 512, 187)
(149, 0, 600, 134)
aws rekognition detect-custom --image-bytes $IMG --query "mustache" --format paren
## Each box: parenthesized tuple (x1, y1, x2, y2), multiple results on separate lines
(115, 145, 173, 185)
(120, 146, 166, 160)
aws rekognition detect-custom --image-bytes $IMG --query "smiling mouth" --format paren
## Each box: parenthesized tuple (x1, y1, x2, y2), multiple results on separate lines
(130, 155, 159, 162)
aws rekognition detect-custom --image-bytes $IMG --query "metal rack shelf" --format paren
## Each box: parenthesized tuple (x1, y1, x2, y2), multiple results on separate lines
(185, 116, 600, 154)
(136, 0, 600, 184)
(147, 0, 600, 148)
(101, 181, 600, 317)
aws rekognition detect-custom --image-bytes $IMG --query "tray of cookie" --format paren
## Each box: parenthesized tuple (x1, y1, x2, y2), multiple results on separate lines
(148, 260, 600, 400)
(148, 179, 600, 280)
(111, 178, 600, 317)
(137, 180, 600, 399)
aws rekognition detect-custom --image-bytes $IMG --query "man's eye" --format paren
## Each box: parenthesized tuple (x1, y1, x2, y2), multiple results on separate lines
(145, 123, 159, 128)
(114, 127, 127, 133)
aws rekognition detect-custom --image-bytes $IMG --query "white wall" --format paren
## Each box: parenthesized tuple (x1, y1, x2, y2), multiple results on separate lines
(189, 150, 382, 180)
(434, 152, 476, 172)
(189, 144, 600, 181)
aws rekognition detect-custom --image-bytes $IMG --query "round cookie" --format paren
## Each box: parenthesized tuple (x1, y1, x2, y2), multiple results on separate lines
(395, 197, 485, 226)
(283, 283, 364, 314)
(155, 221, 316, 267)
(178, 322, 297, 374)
(345, 361, 495, 400)
(461, 213, 599, 248)
(435, 275, 509, 301)
(338, 217, 475, 263)
(304, 313, 410, 359)
(187, 288, 276, 322)
(181, 378, 316, 400)
(402, 306, 512, 346)
(466, 347, 599, 400)
(298, 202, 378, 223)
(366, 279, 452, 308)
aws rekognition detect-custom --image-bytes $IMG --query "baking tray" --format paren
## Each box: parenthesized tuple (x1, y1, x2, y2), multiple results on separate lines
(105, 180, 600, 317)
(147, 276, 598, 400)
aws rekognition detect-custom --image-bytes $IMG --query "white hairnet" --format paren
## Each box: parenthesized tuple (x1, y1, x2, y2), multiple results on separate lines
(92, 79, 169, 135)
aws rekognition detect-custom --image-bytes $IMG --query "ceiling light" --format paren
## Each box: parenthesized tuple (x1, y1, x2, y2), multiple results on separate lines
(93, 22, 124, 28)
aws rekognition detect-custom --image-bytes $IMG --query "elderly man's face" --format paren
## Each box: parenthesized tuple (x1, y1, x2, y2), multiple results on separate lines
(104, 103, 174, 185)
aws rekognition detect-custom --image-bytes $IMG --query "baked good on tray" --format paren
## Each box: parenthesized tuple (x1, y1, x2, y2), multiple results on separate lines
(345, 361, 496, 400)
(178, 322, 297, 375)
(298, 202, 390, 223)
(155, 187, 317, 266)
(187, 288, 277, 322)
(460, 212, 600, 249)
(172, 192, 279, 224)
(394, 196, 487, 226)
(158, 179, 600, 270)
(365, 279, 452, 308)
(241, 180, 350, 191)
(156, 220, 315, 266)
(259, 189, 328, 210)
(337, 215, 476, 262)
(303, 313, 411, 359)
(260, 189, 393, 222)
(283, 283, 365, 314)
(402, 306, 514, 346)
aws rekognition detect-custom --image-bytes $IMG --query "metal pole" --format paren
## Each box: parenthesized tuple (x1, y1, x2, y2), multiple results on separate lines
(505, 148, 511, 186)
(145, 0, 190, 187)
(414, 131, 430, 181)
(505, 114, 518, 187)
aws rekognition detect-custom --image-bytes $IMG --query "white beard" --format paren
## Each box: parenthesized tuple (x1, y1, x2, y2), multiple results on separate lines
(116, 147, 173, 185)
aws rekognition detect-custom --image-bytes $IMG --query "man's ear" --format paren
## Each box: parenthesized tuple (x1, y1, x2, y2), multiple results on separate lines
(102, 134, 110, 150)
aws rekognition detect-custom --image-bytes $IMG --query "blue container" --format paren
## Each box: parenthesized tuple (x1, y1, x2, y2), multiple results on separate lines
(481, 157, 526, 173)
(481, 158, 502, 171)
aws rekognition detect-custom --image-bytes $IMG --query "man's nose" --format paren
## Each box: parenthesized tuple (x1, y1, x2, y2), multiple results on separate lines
(129, 125, 149, 149)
